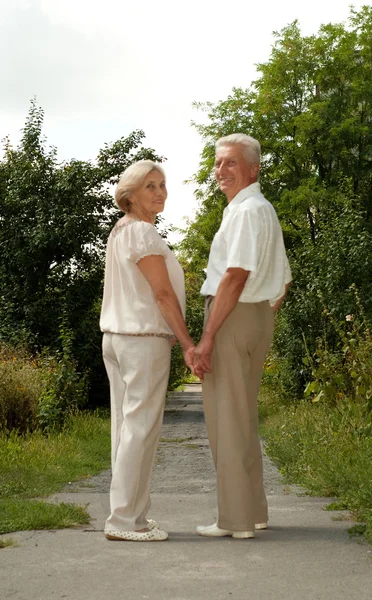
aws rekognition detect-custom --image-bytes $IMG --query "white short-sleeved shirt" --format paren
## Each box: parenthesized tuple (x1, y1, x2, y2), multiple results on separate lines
(100, 219, 186, 336)
(200, 182, 292, 304)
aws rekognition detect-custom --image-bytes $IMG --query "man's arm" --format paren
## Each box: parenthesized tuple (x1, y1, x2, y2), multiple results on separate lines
(194, 267, 249, 376)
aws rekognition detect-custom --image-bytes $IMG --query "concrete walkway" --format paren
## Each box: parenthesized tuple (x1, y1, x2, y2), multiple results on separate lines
(2, 385, 372, 600)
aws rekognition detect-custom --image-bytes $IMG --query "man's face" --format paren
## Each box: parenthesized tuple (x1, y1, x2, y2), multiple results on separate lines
(214, 144, 259, 202)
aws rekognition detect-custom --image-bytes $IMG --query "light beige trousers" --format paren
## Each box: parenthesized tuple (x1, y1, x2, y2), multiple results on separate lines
(102, 333, 171, 532)
(202, 299, 274, 531)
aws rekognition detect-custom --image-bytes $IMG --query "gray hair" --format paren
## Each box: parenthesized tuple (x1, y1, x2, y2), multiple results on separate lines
(216, 133, 261, 165)
(114, 160, 166, 212)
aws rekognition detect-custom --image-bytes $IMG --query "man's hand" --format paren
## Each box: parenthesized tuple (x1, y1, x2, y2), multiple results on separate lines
(271, 281, 292, 313)
(194, 365, 205, 382)
(194, 335, 214, 379)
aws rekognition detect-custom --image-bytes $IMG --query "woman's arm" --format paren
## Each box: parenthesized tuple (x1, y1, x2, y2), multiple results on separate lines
(137, 254, 194, 370)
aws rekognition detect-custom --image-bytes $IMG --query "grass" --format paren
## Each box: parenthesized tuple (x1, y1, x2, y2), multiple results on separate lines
(169, 374, 201, 393)
(0, 500, 90, 535)
(0, 537, 17, 549)
(169, 384, 185, 392)
(258, 386, 372, 543)
(184, 374, 202, 384)
(0, 410, 111, 534)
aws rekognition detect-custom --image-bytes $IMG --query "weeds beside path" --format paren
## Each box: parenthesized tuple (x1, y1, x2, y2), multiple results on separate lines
(0, 411, 110, 535)
(259, 387, 372, 543)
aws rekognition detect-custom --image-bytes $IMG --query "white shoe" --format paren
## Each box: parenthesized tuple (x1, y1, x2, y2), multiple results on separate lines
(146, 519, 159, 530)
(104, 527, 168, 542)
(196, 523, 254, 539)
(255, 522, 268, 530)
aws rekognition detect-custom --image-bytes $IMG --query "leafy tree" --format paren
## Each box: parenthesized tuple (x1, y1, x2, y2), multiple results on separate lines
(275, 197, 372, 396)
(182, 6, 372, 396)
(190, 6, 372, 239)
(0, 100, 165, 404)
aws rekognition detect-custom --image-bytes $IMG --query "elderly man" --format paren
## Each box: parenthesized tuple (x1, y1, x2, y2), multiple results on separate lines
(194, 133, 292, 539)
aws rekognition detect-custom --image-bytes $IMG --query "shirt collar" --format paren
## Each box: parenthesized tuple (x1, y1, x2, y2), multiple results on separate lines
(224, 182, 261, 215)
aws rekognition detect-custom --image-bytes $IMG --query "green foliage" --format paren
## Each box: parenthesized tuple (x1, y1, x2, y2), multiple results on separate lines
(189, 6, 372, 396)
(37, 321, 89, 431)
(184, 269, 205, 344)
(175, 197, 223, 348)
(0, 409, 110, 533)
(168, 343, 187, 391)
(259, 393, 372, 543)
(0, 100, 165, 408)
(303, 296, 372, 420)
(260, 289, 372, 543)
(0, 337, 88, 433)
(0, 499, 90, 535)
(0, 411, 110, 497)
(274, 202, 372, 396)
(177, 189, 225, 271)
(192, 7, 372, 230)
(0, 345, 43, 433)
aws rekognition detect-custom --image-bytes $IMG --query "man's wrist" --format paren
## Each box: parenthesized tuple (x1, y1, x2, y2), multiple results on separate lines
(202, 330, 216, 344)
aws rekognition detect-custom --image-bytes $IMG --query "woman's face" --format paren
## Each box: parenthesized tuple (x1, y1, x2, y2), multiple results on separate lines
(131, 170, 167, 217)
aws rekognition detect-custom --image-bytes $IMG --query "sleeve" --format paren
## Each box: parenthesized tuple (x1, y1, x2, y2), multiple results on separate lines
(126, 222, 167, 263)
(224, 208, 261, 272)
(269, 253, 292, 306)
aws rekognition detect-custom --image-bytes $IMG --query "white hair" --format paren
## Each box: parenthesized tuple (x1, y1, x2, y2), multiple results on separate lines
(114, 160, 166, 212)
(216, 133, 261, 165)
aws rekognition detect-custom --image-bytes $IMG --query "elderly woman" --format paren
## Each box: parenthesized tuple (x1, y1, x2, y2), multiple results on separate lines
(100, 160, 194, 542)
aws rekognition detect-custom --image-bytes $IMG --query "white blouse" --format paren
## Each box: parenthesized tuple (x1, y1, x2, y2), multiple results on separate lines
(100, 220, 186, 337)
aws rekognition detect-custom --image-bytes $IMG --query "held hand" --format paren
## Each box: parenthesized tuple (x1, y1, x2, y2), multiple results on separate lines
(194, 335, 214, 375)
(193, 363, 205, 383)
(183, 346, 195, 374)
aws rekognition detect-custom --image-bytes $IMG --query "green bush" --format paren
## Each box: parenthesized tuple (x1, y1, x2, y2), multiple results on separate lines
(274, 202, 372, 399)
(303, 298, 372, 421)
(37, 354, 88, 432)
(260, 294, 372, 543)
(0, 345, 43, 432)
(168, 344, 187, 390)
(36, 323, 88, 431)
(0, 335, 88, 434)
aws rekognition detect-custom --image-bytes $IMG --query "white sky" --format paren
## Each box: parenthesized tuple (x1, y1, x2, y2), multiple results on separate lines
(0, 0, 368, 240)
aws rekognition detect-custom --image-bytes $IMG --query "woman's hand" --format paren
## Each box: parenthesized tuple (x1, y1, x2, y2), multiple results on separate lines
(184, 346, 207, 382)
(183, 346, 195, 374)
(169, 336, 177, 348)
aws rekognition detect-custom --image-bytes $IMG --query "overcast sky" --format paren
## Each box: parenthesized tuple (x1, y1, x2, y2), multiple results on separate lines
(1, 0, 367, 239)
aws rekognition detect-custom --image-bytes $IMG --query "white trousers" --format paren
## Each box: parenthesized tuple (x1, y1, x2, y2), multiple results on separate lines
(102, 333, 171, 532)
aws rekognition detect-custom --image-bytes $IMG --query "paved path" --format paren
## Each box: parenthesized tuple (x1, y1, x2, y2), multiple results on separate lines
(2, 385, 372, 600)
